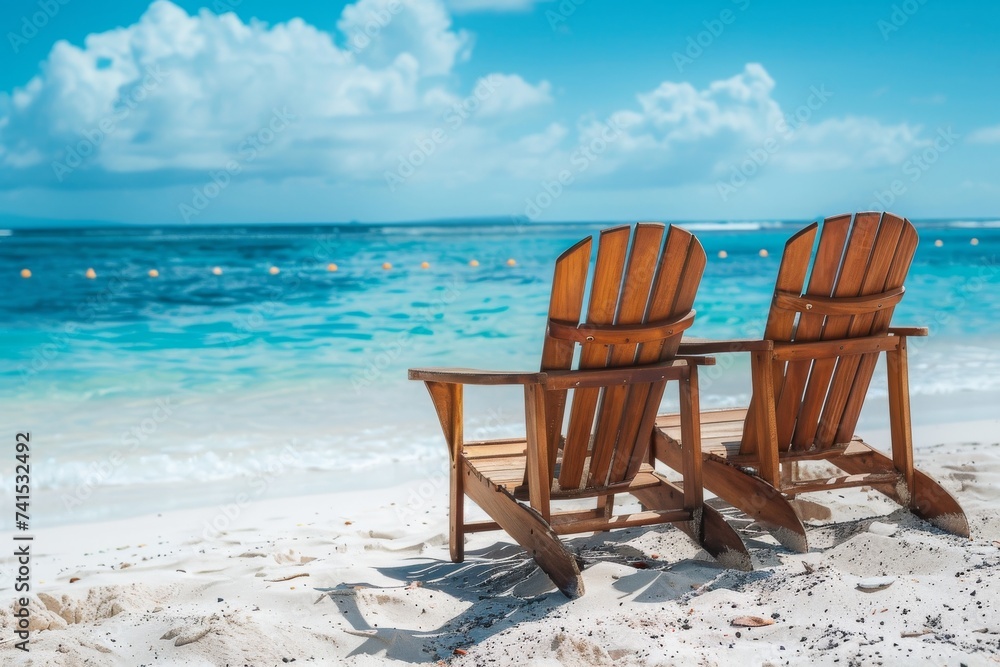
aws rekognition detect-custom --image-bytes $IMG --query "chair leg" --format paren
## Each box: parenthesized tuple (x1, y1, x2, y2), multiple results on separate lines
(450, 458, 465, 563)
(463, 461, 584, 597)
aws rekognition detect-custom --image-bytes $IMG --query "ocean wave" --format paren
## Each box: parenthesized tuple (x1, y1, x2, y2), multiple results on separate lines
(948, 220, 1000, 229)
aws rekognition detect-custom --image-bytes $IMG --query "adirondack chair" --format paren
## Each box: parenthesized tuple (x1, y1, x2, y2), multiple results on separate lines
(409, 223, 752, 598)
(652, 212, 970, 552)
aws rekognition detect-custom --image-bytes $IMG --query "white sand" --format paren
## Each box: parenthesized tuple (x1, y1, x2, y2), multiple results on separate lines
(3, 426, 1000, 666)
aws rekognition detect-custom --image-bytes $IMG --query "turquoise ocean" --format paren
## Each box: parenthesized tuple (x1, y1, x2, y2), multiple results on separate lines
(2, 220, 998, 526)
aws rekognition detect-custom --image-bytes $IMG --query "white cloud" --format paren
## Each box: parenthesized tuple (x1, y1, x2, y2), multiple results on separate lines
(0, 0, 551, 189)
(968, 124, 1000, 144)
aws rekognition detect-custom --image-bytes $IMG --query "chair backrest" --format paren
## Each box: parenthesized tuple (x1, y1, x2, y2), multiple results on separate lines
(540, 223, 706, 492)
(742, 211, 918, 453)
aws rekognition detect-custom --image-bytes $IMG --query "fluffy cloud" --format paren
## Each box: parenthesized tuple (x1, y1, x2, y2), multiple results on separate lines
(0, 0, 550, 189)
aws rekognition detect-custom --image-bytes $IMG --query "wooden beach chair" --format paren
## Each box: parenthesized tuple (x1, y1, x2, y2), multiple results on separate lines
(652, 212, 970, 552)
(409, 223, 751, 598)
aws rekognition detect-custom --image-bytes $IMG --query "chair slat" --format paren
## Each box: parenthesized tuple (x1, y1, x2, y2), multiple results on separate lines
(792, 212, 881, 449)
(558, 226, 631, 489)
(540, 237, 593, 463)
(589, 223, 665, 488)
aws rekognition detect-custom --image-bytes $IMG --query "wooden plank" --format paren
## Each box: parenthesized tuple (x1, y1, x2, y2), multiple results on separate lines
(886, 336, 915, 493)
(424, 381, 465, 562)
(679, 366, 703, 511)
(834, 218, 919, 443)
(792, 212, 880, 449)
(524, 383, 550, 519)
(461, 459, 584, 597)
(815, 213, 905, 447)
(540, 236, 592, 473)
(594, 223, 665, 485)
(785, 471, 900, 496)
(751, 350, 780, 487)
(769, 217, 850, 451)
(551, 508, 692, 534)
(771, 334, 898, 361)
(626, 228, 706, 479)
(656, 407, 747, 430)
(559, 227, 631, 490)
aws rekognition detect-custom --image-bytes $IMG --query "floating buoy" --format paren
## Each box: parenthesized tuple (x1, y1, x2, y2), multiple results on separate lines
(85, 268, 97, 279)
(382, 262, 392, 270)
(20, 268, 31, 278)
(758, 249, 769, 258)
(269, 266, 280, 275)
(420, 261, 430, 269)
(327, 263, 338, 272)
(934, 239, 943, 247)
(506, 258, 516, 267)
(148, 269, 159, 278)
(718, 250, 728, 259)
(469, 259, 479, 267)
(212, 267, 223, 275)
(971, 238, 979, 246)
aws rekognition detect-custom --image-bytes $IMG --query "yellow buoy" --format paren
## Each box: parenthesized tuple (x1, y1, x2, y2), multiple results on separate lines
(20, 268, 31, 278)
(506, 258, 516, 267)
(934, 239, 943, 247)
(971, 238, 979, 246)
(469, 259, 480, 267)
(148, 269, 159, 278)
(758, 249, 769, 258)
(212, 267, 223, 275)
(269, 266, 280, 275)
(420, 261, 430, 269)
(85, 268, 97, 279)
(382, 262, 392, 270)
(717, 250, 728, 259)
(327, 263, 338, 272)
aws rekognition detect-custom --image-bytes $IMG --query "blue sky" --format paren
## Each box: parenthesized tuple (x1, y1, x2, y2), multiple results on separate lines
(0, 0, 998, 224)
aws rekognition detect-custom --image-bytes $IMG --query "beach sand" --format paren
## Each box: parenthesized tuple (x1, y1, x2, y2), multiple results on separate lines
(3, 423, 999, 666)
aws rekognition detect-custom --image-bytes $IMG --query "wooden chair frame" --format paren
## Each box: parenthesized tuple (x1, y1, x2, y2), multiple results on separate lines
(652, 213, 970, 552)
(410, 224, 752, 597)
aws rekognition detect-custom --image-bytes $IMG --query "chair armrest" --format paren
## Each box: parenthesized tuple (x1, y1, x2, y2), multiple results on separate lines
(888, 327, 929, 337)
(677, 337, 774, 355)
(408, 367, 544, 385)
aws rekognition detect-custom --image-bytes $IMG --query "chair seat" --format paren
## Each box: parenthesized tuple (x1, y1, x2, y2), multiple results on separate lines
(655, 407, 872, 465)
(463, 438, 663, 500)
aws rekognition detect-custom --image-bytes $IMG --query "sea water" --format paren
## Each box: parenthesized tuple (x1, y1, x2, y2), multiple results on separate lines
(2, 220, 998, 526)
